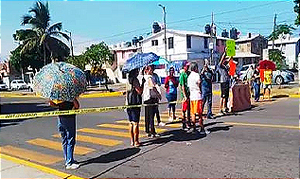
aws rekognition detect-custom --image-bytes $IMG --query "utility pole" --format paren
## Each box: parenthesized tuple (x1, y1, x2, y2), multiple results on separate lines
(209, 12, 216, 66)
(272, 13, 277, 50)
(65, 30, 74, 59)
(159, 4, 167, 61)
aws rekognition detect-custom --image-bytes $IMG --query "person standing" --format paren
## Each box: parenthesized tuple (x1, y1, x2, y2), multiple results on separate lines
(187, 62, 206, 134)
(152, 69, 165, 126)
(246, 65, 255, 95)
(49, 99, 80, 170)
(164, 67, 179, 122)
(126, 69, 145, 147)
(216, 51, 231, 114)
(179, 61, 191, 130)
(200, 63, 214, 119)
(252, 67, 261, 102)
(263, 66, 273, 100)
(143, 65, 161, 138)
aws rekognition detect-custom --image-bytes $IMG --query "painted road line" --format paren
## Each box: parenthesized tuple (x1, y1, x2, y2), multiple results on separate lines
(115, 120, 182, 128)
(52, 134, 123, 146)
(140, 116, 181, 123)
(0, 153, 83, 179)
(0, 145, 62, 165)
(80, 91, 124, 98)
(78, 128, 146, 138)
(98, 124, 168, 133)
(26, 138, 95, 155)
(224, 122, 300, 130)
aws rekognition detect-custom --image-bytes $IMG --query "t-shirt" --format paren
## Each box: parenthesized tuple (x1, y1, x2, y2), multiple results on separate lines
(165, 76, 178, 95)
(216, 64, 230, 83)
(263, 69, 272, 85)
(187, 71, 201, 101)
(179, 71, 190, 98)
(200, 70, 213, 94)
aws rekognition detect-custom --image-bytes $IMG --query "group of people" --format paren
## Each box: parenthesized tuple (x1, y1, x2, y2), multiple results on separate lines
(245, 64, 273, 102)
(49, 49, 273, 170)
(125, 50, 235, 148)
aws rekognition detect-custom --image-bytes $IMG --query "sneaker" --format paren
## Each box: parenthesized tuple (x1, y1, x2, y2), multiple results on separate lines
(199, 128, 210, 135)
(207, 115, 215, 120)
(168, 117, 173, 122)
(66, 163, 80, 170)
(150, 134, 160, 138)
(158, 122, 166, 127)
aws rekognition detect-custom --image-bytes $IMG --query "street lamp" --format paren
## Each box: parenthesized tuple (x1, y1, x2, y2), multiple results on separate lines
(158, 4, 167, 61)
(65, 30, 74, 59)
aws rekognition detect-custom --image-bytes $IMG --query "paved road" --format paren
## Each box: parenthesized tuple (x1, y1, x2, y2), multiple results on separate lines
(0, 94, 298, 178)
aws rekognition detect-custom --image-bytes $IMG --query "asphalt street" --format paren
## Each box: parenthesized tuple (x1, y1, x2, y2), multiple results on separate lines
(0, 94, 298, 178)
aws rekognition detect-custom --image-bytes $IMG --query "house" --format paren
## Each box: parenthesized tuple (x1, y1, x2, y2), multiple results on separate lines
(234, 33, 268, 69)
(110, 42, 142, 83)
(141, 29, 228, 77)
(267, 34, 300, 69)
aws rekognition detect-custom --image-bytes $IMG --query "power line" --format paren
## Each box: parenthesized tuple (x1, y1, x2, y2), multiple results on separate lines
(74, 1, 289, 46)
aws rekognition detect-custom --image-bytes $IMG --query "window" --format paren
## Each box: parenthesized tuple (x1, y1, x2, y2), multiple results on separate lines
(152, 40, 158, 46)
(204, 38, 208, 49)
(187, 35, 191, 48)
(168, 37, 174, 49)
(122, 51, 125, 59)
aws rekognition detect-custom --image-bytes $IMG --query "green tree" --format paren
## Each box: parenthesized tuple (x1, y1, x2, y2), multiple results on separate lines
(83, 42, 114, 91)
(18, 1, 70, 65)
(294, 0, 300, 26)
(268, 24, 296, 41)
(269, 49, 286, 70)
(84, 42, 114, 67)
(65, 55, 87, 71)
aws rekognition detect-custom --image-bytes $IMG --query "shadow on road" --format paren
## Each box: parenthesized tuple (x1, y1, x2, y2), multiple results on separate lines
(0, 102, 53, 114)
(79, 147, 141, 166)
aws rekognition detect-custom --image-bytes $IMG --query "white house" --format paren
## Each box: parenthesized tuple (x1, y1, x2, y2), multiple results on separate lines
(268, 35, 300, 69)
(141, 29, 228, 77)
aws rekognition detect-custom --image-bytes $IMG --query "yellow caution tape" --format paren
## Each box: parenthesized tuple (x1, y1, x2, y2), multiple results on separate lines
(0, 101, 179, 120)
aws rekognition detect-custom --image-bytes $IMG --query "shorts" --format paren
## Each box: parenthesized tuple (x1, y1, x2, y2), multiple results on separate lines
(190, 100, 203, 117)
(166, 93, 177, 108)
(221, 82, 230, 98)
(182, 98, 190, 112)
(263, 84, 272, 89)
(127, 107, 141, 123)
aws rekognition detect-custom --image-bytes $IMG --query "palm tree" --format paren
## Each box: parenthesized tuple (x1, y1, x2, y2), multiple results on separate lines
(20, 1, 70, 65)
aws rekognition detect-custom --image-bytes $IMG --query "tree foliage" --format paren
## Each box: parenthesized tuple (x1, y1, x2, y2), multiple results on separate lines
(65, 55, 87, 71)
(11, 0, 70, 72)
(294, 0, 300, 26)
(268, 24, 296, 41)
(269, 49, 286, 70)
(84, 42, 114, 68)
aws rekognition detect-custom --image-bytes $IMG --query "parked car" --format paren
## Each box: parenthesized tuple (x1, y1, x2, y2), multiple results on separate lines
(238, 64, 294, 85)
(0, 81, 8, 91)
(10, 80, 29, 90)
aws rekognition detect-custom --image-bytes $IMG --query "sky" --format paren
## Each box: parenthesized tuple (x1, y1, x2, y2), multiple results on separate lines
(1, 0, 299, 61)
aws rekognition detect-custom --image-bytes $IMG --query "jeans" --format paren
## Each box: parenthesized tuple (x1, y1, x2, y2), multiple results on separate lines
(253, 82, 260, 101)
(58, 115, 76, 166)
(202, 93, 212, 117)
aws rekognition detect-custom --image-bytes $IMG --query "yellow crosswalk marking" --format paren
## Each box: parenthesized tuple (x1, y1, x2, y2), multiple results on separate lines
(115, 120, 181, 128)
(52, 134, 123, 146)
(78, 128, 146, 138)
(224, 122, 300, 130)
(140, 116, 181, 123)
(26, 138, 95, 155)
(98, 124, 167, 133)
(0, 145, 62, 165)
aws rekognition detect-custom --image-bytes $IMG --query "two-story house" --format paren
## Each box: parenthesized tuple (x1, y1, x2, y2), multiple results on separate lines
(267, 35, 300, 69)
(141, 29, 227, 77)
(110, 42, 142, 83)
(234, 33, 268, 69)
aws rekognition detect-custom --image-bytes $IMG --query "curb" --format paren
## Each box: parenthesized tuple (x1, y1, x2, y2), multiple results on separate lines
(0, 153, 83, 179)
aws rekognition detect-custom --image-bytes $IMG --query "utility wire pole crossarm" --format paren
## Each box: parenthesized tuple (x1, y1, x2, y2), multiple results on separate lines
(159, 4, 168, 62)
